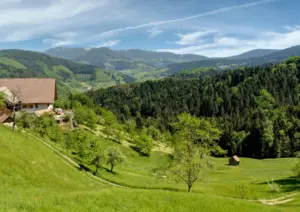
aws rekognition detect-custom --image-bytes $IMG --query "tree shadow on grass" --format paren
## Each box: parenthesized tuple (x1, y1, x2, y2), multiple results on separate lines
(259, 177, 300, 192)
(129, 145, 150, 157)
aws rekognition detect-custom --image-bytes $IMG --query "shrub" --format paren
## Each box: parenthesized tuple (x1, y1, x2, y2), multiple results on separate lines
(235, 181, 251, 199)
(267, 178, 280, 193)
(292, 159, 300, 177)
(133, 134, 153, 156)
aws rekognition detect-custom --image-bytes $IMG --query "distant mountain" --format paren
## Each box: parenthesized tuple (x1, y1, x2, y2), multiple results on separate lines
(118, 49, 207, 66)
(45, 47, 207, 70)
(263, 45, 300, 60)
(228, 49, 278, 60)
(0, 49, 134, 96)
(166, 45, 300, 75)
(45, 47, 129, 68)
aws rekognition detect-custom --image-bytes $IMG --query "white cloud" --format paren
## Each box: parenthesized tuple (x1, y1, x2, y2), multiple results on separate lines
(89, 0, 277, 40)
(94, 40, 120, 48)
(175, 30, 216, 45)
(148, 28, 163, 38)
(43, 39, 75, 47)
(157, 27, 300, 57)
(283, 25, 300, 31)
(42, 31, 79, 47)
(0, 0, 128, 43)
(0, 0, 99, 27)
(0, 0, 281, 50)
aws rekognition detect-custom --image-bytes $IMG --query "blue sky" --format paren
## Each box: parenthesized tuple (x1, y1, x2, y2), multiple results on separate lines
(1, 0, 300, 57)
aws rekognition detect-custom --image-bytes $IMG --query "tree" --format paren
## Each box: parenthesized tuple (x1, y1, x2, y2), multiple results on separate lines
(135, 112, 144, 131)
(106, 147, 126, 172)
(292, 159, 300, 177)
(90, 143, 105, 175)
(4, 88, 21, 131)
(74, 130, 90, 158)
(36, 114, 62, 144)
(170, 113, 224, 192)
(86, 109, 98, 130)
(133, 131, 153, 156)
(64, 131, 74, 154)
(100, 108, 119, 138)
(74, 106, 98, 130)
(0, 91, 5, 108)
(231, 131, 249, 156)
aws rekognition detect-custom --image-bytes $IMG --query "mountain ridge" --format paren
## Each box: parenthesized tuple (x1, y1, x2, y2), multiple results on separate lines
(0, 49, 134, 96)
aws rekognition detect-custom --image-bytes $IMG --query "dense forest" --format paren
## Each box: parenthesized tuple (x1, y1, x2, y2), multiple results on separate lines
(88, 57, 300, 159)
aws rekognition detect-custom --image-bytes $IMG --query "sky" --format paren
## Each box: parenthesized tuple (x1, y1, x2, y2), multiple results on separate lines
(1, 0, 300, 57)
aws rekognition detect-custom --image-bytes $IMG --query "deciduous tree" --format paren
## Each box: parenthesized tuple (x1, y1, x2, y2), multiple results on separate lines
(106, 147, 126, 172)
(170, 113, 225, 192)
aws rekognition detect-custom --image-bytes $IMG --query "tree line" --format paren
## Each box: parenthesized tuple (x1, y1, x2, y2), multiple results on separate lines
(87, 57, 300, 158)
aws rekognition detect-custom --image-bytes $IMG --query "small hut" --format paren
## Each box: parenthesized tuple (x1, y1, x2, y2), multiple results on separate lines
(0, 108, 12, 124)
(228, 155, 240, 166)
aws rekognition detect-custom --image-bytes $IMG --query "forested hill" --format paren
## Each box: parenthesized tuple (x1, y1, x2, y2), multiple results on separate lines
(0, 49, 134, 95)
(45, 47, 208, 69)
(88, 56, 300, 159)
(166, 45, 300, 74)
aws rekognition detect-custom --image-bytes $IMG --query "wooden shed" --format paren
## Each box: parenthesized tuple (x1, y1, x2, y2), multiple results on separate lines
(0, 108, 12, 123)
(228, 155, 240, 166)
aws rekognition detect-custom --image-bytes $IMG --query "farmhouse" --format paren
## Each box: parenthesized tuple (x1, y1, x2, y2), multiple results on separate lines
(228, 155, 240, 166)
(0, 78, 56, 113)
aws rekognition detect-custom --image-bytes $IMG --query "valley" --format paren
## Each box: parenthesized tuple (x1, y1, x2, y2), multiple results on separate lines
(2, 0, 300, 211)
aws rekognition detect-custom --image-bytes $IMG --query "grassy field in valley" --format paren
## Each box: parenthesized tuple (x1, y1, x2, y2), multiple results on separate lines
(1, 125, 296, 211)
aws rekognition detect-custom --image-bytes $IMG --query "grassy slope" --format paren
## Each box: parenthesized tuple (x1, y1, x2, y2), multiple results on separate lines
(0, 57, 26, 69)
(0, 50, 130, 97)
(79, 126, 298, 198)
(0, 125, 282, 212)
(51, 125, 299, 210)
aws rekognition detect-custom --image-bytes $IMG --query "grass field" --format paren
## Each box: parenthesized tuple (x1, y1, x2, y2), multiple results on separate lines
(0, 125, 299, 211)
(0, 57, 26, 69)
(72, 126, 298, 199)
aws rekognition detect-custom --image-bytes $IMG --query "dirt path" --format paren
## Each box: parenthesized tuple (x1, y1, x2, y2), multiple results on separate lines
(258, 193, 299, 205)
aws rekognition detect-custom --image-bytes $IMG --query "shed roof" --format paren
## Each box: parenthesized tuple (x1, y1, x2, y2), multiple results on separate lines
(0, 107, 11, 123)
(0, 78, 56, 104)
(232, 155, 240, 162)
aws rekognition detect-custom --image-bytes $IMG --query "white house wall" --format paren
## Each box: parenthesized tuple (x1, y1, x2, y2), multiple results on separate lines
(22, 104, 53, 112)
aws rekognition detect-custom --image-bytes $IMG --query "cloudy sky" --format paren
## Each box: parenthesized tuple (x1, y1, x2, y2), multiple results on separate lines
(1, 0, 300, 57)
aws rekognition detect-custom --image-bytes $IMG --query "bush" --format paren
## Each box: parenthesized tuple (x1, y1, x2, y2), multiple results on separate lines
(17, 112, 37, 129)
(235, 181, 251, 199)
(267, 178, 280, 193)
(133, 134, 153, 156)
(292, 159, 300, 177)
(35, 114, 63, 143)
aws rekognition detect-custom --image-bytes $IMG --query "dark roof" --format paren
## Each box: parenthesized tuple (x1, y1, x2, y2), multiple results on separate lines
(0, 78, 56, 104)
(0, 107, 11, 123)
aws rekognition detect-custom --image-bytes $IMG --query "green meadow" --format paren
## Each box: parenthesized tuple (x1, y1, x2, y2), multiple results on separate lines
(1, 124, 298, 211)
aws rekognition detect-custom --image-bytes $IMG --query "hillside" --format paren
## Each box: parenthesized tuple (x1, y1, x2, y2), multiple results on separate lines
(88, 56, 300, 158)
(0, 49, 134, 96)
(45, 47, 207, 69)
(165, 45, 300, 74)
(227, 49, 278, 60)
(0, 125, 283, 212)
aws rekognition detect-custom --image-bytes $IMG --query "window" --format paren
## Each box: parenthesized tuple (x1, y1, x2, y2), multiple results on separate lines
(35, 104, 38, 109)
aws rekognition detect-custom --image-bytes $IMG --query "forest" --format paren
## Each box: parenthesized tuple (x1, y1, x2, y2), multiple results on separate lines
(87, 56, 300, 159)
